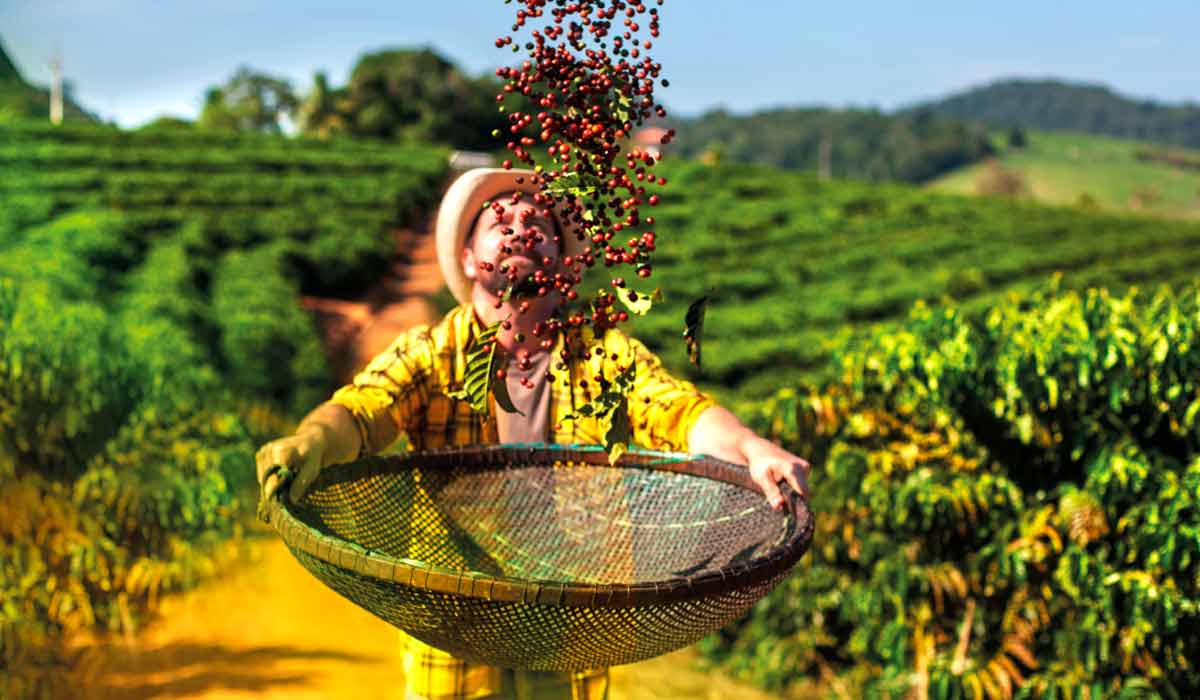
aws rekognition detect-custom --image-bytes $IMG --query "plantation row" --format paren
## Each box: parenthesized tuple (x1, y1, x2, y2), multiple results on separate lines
(0, 209, 298, 698)
(622, 160, 1200, 401)
(0, 119, 428, 156)
(0, 120, 449, 297)
(0, 121, 455, 696)
(0, 170, 429, 210)
(0, 143, 431, 175)
(706, 283, 1200, 698)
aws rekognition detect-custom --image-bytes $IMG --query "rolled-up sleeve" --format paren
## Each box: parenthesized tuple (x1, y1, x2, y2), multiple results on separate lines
(620, 332, 716, 453)
(328, 326, 434, 457)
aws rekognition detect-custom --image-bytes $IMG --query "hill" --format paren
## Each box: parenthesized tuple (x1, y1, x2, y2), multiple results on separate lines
(0, 41, 22, 83)
(0, 39, 98, 122)
(915, 78, 1200, 150)
(664, 106, 994, 184)
(927, 130, 1200, 220)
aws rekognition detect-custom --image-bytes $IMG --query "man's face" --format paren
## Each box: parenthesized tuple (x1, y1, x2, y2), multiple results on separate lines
(462, 192, 563, 298)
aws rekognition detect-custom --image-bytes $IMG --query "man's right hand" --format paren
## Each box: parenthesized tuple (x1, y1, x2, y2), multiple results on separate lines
(255, 428, 327, 504)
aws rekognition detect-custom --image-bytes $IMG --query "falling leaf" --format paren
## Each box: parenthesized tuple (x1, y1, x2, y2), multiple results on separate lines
(683, 295, 709, 370)
(617, 287, 662, 316)
(447, 319, 524, 415)
(560, 360, 637, 465)
(605, 398, 630, 465)
(614, 92, 633, 124)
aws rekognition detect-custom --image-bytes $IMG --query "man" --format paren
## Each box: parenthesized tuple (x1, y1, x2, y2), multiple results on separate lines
(256, 168, 811, 700)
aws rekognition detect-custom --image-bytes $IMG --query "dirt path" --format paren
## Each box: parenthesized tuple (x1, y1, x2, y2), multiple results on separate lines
(302, 215, 445, 382)
(79, 532, 794, 700)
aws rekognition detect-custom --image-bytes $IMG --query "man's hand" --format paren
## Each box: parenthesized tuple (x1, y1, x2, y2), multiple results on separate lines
(255, 428, 327, 504)
(687, 405, 812, 511)
(743, 437, 810, 512)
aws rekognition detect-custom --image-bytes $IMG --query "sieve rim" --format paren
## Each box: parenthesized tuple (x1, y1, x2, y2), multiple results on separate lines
(263, 443, 814, 608)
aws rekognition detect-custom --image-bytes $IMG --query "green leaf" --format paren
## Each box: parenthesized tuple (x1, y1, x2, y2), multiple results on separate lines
(617, 287, 662, 316)
(614, 92, 632, 124)
(605, 396, 631, 466)
(683, 295, 709, 370)
(559, 359, 637, 465)
(447, 319, 523, 415)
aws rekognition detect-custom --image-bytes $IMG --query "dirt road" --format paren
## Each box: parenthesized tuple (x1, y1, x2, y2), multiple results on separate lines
(79, 532, 793, 700)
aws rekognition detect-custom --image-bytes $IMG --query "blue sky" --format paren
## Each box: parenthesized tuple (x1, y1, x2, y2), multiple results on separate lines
(3, 1, 1198, 128)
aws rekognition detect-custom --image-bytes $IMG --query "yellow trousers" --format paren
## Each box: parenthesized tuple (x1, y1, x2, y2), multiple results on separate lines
(399, 632, 609, 700)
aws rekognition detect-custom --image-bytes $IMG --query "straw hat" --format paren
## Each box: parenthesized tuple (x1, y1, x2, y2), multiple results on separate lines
(436, 168, 588, 304)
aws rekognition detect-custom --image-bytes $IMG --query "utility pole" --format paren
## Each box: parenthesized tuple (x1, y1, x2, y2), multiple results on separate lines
(48, 48, 63, 125)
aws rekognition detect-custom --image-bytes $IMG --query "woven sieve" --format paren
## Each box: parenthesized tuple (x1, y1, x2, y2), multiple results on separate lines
(262, 443, 813, 671)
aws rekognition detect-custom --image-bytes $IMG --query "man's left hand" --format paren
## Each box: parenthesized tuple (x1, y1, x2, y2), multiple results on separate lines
(743, 437, 810, 511)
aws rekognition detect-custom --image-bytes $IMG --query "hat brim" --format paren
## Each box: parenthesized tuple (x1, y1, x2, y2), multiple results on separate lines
(436, 168, 588, 305)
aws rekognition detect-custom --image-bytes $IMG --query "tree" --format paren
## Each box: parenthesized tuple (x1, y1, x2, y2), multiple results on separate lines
(296, 71, 349, 138)
(198, 66, 298, 134)
(297, 48, 506, 149)
(1008, 125, 1028, 149)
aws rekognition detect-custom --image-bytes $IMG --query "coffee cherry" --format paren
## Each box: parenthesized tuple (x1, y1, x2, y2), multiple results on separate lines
(494, 0, 672, 337)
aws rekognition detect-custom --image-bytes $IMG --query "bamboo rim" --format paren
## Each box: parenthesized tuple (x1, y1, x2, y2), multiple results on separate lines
(263, 443, 814, 609)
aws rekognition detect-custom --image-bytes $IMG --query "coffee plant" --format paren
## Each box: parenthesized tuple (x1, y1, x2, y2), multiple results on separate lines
(701, 281, 1200, 698)
(0, 269, 254, 698)
(617, 159, 1200, 404)
(0, 118, 445, 697)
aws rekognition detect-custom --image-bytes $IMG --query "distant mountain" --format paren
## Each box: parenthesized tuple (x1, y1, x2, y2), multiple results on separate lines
(0, 39, 98, 122)
(915, 78, 1200, 150)
(665, 106, 995, 184)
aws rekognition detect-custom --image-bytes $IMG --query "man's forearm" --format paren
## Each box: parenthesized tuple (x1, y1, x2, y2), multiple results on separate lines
(686, 405, 759, 465)
(294, 402, 364, 468)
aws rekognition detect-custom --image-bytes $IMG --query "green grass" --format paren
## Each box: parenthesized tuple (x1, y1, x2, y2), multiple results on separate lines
(927, 129, 1200, 220)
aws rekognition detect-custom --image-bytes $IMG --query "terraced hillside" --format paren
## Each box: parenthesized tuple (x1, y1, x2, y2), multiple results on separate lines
(0, 120, 450, 415)
(928, 130, 1200, 220)
(618, 159, 1200, 402)
(0, 121, 449, 298)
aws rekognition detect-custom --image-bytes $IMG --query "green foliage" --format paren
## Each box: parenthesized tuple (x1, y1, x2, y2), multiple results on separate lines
(118, 234, 217, 357)
(447, 319, 521, 415)
(928, 130, 1200, 220)
(75, 393, 252, 544)
(0, 282, 141, 478)
(296, 48, 509, 150)
(211, 244, 330, 416)
(703, 283, 1200, 698)
(667, 106, 995, 183)
(0, 194, 55, 244)
(683, 295, 708, 370)
(559, 360, 637, 464)
(198, 65, 299, 134)
(0, 213, 256, 697)
(617, 158, 1200, 404)
(0, 117, 453, 693)
(0, 118, 450, 297)
(0, 209, 140, 300)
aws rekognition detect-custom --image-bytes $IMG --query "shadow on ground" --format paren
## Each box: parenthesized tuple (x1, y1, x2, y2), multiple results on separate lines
(83, 641, 383, 699)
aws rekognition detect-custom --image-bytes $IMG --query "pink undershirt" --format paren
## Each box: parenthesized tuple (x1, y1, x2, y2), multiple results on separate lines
(494, 349, 554, 445)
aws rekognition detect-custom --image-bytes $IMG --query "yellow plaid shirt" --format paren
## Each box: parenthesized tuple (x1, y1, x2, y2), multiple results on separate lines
(329, 301, 716, 700)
